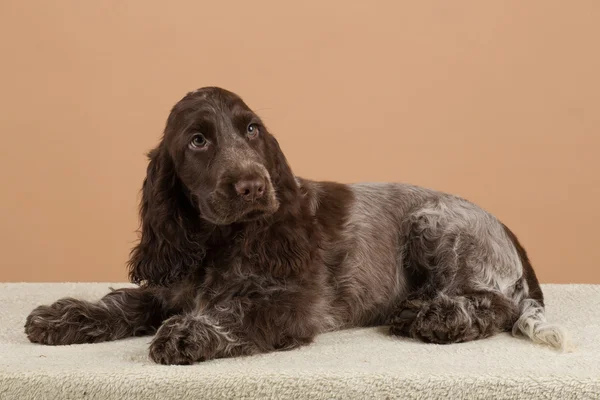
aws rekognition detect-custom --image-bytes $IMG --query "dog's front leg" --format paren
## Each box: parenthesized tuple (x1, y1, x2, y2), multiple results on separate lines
(148, 296, 316, 365)
(25, 287, 171, 345)
(148, 312, 246, 365)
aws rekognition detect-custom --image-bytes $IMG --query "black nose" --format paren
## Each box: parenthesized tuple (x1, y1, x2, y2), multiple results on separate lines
(234, 178, 265, 201)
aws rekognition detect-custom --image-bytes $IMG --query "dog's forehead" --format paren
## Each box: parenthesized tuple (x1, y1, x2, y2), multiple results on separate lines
(184, 87, 246, 110)
(171, 88, 250, 123)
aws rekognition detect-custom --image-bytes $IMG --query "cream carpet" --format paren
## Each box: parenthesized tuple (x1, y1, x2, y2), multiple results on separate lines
(0, 283, 598, 399)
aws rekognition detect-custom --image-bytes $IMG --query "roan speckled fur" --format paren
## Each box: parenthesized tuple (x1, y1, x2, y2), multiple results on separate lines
(25, 87, 568, 364)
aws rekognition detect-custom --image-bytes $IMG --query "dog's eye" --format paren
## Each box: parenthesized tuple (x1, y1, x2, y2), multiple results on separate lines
(190, 134, 207, 149)
(247, 123, 260, 139)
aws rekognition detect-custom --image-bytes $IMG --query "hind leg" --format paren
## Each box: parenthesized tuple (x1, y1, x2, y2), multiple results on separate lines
(390, 290, 518, 344)
(390, 198, 525, 343)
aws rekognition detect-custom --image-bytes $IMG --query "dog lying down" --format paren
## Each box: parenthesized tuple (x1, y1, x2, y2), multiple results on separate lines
(25, 87, 568, 364)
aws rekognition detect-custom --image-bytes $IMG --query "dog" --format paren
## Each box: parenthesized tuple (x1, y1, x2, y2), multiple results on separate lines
(25, 87, 567, 364)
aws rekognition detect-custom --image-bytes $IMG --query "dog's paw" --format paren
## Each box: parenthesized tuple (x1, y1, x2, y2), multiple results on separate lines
(149, 315, 206, 365)
(25, 299, 107, 345)
(388, 299, 429, 337)
(410, 296, 480, 344)
(25, 304, 62, 345)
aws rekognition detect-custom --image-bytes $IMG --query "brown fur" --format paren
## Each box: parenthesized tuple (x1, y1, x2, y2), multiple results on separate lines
(25, 87, 558, 364)
(502, 223, 544, 306)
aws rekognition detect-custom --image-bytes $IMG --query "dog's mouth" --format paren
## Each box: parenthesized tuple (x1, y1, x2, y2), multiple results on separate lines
(242, 209, 267, 219)
(237, 194, 281, 221)
(203, 191, 280, 225)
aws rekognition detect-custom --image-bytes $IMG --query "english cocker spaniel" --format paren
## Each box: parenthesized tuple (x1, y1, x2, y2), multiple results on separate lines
(25, 87, 567, 364)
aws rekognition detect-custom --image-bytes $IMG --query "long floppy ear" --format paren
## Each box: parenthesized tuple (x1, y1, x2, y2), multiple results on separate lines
(127, 145, 206, 286)
(265, 134, 300, 201)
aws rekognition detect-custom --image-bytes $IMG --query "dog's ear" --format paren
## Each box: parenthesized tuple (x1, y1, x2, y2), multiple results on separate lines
(265, 134, 299, 199)
(127, 145, 206, 286)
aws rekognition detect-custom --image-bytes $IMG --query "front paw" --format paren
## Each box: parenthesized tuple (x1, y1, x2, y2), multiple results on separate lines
(388, 299, 428, 337)
(149, 315, 206, 365)
(25, 299, 107, 345)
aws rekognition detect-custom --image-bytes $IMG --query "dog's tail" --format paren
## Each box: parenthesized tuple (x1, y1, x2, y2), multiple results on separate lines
(511, 298, 570, 351)
(502, 224, 571, 351)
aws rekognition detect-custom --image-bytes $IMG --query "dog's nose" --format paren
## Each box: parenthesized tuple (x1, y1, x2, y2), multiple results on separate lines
(234, 178, 265, 201)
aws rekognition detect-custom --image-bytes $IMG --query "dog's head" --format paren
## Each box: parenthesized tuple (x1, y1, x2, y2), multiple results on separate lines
(129, 87, 298, 285)
(161, 87, 287, 224)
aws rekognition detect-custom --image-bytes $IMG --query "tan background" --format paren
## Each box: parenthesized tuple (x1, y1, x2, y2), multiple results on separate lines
(1, 1, 598, 283)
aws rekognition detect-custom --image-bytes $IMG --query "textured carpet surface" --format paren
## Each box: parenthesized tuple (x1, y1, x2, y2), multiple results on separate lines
(0, 283, 599, 400)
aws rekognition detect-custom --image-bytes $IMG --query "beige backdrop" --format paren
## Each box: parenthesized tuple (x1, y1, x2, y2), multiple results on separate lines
(1, 1, 599, 283)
